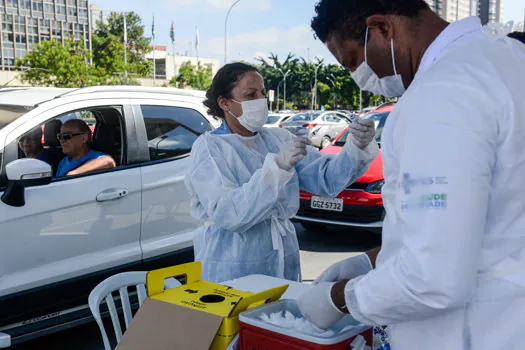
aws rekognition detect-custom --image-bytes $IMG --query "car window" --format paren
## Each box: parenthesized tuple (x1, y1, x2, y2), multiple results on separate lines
(3, 106, 124, 180)
(266, 115, 280, 124)
(0, 105, 32, 131)
(288, 112, 319, 122)
(288, 113, 308, 122)
(335, 113, 349, 124)
(363, 112, 387, 122)
(141, 105, 212, 161)
(332, 116, 342, 123)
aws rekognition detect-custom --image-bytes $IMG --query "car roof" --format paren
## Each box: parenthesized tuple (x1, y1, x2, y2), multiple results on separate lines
(363, 104, 395, 116)
(0, 87, 74, 107)
(0, 86, 207, 108)
(0, 86, 213, 144)
(372, 105, 394, 113)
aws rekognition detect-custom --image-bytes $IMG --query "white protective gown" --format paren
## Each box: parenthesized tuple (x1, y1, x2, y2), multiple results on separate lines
(344, 18, 525, 349)
(186, 123, 378, 283)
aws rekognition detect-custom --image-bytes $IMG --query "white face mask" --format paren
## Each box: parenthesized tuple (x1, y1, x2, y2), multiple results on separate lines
(351, 27, 406, 98)
(229, 98, 268, 133)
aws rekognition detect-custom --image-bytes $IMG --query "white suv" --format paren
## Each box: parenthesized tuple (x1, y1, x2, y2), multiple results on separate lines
(0, 86, 217, 347)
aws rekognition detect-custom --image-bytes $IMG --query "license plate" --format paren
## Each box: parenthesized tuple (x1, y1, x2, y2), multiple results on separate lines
(311, 196, 343, 212)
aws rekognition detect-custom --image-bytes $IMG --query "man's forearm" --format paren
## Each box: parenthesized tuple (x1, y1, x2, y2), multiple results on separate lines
(68, 156, 116, 176)
(330, 247, 381, 312)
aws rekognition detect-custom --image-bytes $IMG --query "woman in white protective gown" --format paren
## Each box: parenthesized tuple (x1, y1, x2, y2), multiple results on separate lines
(185, 62, 379, 283)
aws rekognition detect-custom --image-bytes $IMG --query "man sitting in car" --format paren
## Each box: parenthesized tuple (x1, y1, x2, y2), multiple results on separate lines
(56, 119, 116, 177)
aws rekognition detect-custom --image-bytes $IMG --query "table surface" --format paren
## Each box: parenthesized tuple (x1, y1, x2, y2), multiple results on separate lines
(222, 274, 309, 300)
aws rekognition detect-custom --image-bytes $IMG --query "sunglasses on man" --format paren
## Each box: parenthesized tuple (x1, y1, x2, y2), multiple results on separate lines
(56, 132, 90, 141)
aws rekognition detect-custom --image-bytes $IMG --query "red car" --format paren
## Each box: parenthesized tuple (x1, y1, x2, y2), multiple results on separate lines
(294, 105, 393, 232)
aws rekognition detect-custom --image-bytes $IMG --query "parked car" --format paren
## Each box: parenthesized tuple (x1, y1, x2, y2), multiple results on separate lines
(280, 111, 351, 149)
(264, 113, 294, 128)
(294, 105, 394, 232)
(0, 86, 215, 347)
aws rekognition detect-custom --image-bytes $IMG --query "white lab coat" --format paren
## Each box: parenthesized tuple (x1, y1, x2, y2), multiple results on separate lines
(344, 17, 525, 349)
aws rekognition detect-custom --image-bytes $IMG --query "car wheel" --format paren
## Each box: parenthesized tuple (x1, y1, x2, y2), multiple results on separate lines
(300, 221, 325, 232)
(320, 136, 331, 149)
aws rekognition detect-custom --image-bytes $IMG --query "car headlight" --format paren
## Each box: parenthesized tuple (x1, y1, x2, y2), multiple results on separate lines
(365, 180, 384, 194)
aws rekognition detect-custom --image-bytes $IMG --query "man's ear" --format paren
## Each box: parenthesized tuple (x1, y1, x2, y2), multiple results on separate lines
(366, 15, 395, 41)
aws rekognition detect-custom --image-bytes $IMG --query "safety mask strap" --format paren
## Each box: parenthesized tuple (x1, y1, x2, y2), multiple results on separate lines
(367, 27, 399, 77)
(227, 110, 239, 119)
(364, 27, 369, 64)
(390, 38, 399, 76)
(228, 99, 242, 119)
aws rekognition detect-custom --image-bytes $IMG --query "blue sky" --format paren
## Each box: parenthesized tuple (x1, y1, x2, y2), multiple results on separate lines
(93, 0, 525, 65)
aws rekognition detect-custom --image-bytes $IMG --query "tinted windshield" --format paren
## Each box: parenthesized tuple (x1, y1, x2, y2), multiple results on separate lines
(364, 112, 387, 121)
(266, 115, 281, 124)
(0, 105, 31, 130)
(287, 112, 320, 122)
(335, 112, 390, 146)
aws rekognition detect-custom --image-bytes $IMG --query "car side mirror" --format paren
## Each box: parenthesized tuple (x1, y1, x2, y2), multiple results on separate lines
(1, 159, 52, 207)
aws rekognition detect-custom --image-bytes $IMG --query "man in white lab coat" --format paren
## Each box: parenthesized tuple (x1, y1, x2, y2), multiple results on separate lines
(298, 1, 525, 349)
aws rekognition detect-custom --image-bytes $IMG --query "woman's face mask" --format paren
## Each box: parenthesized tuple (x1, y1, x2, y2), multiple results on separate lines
(351, 27, 406, 98)
(229, 98, 269, 133)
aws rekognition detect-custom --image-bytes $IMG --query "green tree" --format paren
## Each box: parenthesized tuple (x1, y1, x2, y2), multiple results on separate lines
(92, 11, 152, 78)
(170, 62, 212, 90)
(256, 53, 383, 111)
(15, 37, 104, 87)
(256, 53, 300, 109)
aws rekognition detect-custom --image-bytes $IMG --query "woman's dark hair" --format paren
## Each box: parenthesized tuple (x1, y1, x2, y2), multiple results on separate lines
(508, 31, 525, 45)
(204, 62, 260, 119)
(311, 0, 430, 44)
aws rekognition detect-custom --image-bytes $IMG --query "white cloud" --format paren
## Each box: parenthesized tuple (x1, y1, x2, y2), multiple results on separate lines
(199, 24, 336, 65)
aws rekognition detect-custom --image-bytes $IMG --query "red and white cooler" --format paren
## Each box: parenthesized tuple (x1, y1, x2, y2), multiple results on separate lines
(238, 299, 373, 350)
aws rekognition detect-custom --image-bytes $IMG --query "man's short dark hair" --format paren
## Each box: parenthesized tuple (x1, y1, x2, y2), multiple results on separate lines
(311, 0, 430, 44)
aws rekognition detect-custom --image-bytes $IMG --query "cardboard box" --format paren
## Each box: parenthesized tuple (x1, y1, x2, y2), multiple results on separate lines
(117, 262, 288, 350)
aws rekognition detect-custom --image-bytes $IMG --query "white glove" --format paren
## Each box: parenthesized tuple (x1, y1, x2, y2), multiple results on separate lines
(349, 119, 375, 149)
(297, 282, 345, 329)
(275, 137, 310, 171)
(314, 254, 373, 284)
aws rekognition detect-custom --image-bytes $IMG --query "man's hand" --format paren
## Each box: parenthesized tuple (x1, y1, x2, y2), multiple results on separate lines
(297, 282, 345, 329)
(314, 253, 374, 284)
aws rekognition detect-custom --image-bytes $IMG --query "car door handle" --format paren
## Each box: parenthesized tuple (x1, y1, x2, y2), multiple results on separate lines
(96, 188, 129, 202)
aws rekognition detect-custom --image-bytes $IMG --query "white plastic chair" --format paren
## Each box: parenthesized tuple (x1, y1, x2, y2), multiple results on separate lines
(88, 271, 181, 350)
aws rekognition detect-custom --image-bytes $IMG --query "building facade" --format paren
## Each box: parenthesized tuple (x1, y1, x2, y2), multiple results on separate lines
(483, 0, 504, 23)
(146, 46, 220, 83)
(425, 0, 504, 23)
(88, 3, 111, 31)
(0, 0, 90, 70)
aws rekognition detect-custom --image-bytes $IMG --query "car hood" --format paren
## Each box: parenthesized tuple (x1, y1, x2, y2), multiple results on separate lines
(321, 143, 383, 183)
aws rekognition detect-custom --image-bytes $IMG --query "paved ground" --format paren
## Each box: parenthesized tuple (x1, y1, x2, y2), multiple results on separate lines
(11, 223, 380, 350)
